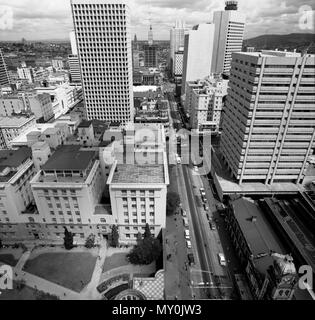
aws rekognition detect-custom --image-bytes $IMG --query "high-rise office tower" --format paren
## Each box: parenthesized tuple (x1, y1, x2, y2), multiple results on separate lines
(71, 0, 134, 124)
(68, 30, 81, 83)
(144, 44, 157, 68)
(148, 25, 153, 46)
(0, 49, 10, 86)
(211, 1, 245, 76)
(181, 23, 215, 95)
(221, 50, 315, 185)
(170, 20, 187, 76)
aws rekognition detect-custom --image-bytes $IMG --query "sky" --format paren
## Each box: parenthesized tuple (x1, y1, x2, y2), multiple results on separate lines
(0, 0, 314, 41)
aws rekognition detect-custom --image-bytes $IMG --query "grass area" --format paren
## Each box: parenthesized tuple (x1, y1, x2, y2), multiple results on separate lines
(23, 252, 97, 292)
(102, 253, 130, 273)
(0, 283, 58, 300)
(0, 254, 19, 267)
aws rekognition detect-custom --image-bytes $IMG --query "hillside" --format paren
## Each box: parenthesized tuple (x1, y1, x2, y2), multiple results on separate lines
(244, 33, 315, 53)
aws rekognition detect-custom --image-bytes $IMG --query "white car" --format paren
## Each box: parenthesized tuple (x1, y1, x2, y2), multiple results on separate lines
(194, 166, 199, 172)
(181, 209, 187, 217)
(184, 229, 190, 240)
(218, 253, 226, 266)
(186, 240, 192, 249)
(200, 188, 206, 196)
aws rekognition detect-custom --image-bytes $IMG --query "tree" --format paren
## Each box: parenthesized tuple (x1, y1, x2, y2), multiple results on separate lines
(127, 237, 162, 265)
(143, 223, 152, 239)
(85, 234, 95, 249)
(63, 227, 74, 250)
(110, 225, 119, 247)
(166, 191, 181, 216)
(136, 232, 142, 244)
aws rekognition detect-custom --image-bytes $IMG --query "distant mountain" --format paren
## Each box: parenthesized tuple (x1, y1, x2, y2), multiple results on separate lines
(244, 33, 315, 53)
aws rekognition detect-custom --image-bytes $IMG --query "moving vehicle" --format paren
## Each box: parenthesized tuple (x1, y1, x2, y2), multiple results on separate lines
(184, 229, 190, 240)
(186, 240, 192, 249)
(218, 253, 226, 266)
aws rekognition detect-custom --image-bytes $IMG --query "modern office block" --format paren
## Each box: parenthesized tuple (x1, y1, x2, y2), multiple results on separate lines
(221, 50, 315, 185)
(174, 49, 184, 77)
(211, 1, 246, 76)
(144, 44, 157, 68)
(181, 23, 215, 95)
(170, 20, 187, 76)
(68, 54, 81, 83)
(71, 0, 134, 124)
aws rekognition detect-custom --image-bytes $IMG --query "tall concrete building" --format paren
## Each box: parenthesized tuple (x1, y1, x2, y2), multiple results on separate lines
(170, 20, 187, 76)
(0, 49, 10, 86)
(71, 0, 134, 124)
(181, 23, 215, 95)
(144, 44, 157, 68)
(68, 30, 81, 83)
(221, 50, 315, 185)
(211, 1, 246, 76)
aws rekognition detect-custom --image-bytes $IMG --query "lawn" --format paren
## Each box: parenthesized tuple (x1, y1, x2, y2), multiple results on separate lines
(0, 283, 58, 300)
(102, 253, 130, 273)
(0, 254, 19, 267)
(23, 252, 97, 292)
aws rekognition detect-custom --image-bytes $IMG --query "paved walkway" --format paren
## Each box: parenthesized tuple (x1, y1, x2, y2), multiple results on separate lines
(79, 239, 108, 300)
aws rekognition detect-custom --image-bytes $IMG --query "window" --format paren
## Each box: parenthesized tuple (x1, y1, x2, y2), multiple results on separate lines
(126, 234, 130, 238)
(100, 218, 106, 223)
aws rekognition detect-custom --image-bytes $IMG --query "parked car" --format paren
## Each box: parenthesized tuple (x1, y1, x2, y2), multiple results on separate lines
(188, 253, 195, 265)
(181, 209, 187, 217)
(200, 188, 206, 196)
(184, 229, 190, 240)
(194, 166, 199, 172)
(186, 240, 192, 249)
(201, 194, 207, 203)
(203, 203, 209, 211)
(218, 253, 227, 266)
(209, 222, 216, 230)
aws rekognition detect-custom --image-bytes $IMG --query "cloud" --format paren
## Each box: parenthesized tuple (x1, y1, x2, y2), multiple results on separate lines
(0, 0, 314, 41)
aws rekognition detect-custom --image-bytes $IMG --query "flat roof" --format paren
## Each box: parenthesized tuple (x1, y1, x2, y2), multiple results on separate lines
(232, 197, 286, 274)
(0, 116, 34, 128)
(111, 164, 165, 184)
(0, 147, 31, 168)
(42, 145, 96, 171)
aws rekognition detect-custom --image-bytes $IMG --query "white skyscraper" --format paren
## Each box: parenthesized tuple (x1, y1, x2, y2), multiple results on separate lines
(71, 0, 134, 124)
(170, 20, 187, 75)
(211, 1, 246, 76)
(181, 23, 215, 95)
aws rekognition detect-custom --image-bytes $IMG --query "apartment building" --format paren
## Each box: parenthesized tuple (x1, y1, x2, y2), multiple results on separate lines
(0, 48, 10, 86)
(71, 0, 134, 124)
(0, 116, 36, 149)
(30, 145, 115, 244)
(0, 147, 38, 242)
(182, 23, 215, 95)
(221, 50, 315, 185)
(189, 75, 228, 133)
(211, 1, 246, 76)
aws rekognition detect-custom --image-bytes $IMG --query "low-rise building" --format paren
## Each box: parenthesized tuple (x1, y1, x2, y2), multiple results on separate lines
(0, 115, 36, 149)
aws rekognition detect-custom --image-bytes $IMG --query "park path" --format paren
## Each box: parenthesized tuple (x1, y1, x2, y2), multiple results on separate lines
(79, 239, 108, 300)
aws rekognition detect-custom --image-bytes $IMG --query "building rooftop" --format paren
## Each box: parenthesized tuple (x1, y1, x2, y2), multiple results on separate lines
(0, 116, 35, 128)
(236, 50, 314, 58)
(232, 197, 286, 274)
(111, 164, 165, 184)
(78, 120, 92, 128)
(42, 145, 96, 171)
(0, 147, 32, 168)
